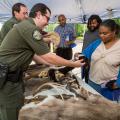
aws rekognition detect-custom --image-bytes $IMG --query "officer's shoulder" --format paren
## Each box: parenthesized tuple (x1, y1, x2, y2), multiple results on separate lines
(15, 19, 37, 34)
(3, 17, 17, 26)
(19, 19, 35, 29)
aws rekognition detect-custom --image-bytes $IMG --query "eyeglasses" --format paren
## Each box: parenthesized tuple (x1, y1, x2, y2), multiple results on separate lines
(44, 15, 50, 22)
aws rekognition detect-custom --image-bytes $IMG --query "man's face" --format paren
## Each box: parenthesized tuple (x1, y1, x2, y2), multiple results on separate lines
(88, 19, 99, 32)
(58, 16, 66, 26)
(37, 9, 50, 29)
(15, 6, 28, 21)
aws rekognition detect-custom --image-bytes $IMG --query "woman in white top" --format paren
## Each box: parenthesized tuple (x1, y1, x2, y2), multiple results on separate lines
(82, 19, 120, 101)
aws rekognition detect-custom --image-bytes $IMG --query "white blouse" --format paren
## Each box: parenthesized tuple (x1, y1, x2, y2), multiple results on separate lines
(89, 40, 120, 84)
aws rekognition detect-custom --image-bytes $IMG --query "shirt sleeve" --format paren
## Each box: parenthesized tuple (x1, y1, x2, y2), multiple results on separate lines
(1, 22, 13, 40)
(116, 69, 120, 87)
(82, 39, 101, 60)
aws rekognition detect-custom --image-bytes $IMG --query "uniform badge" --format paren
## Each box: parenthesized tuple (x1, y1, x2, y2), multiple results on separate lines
(33, 30, 42, 40)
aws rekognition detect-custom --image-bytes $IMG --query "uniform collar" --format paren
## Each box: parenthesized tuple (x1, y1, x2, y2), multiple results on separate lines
(27, 17, 36, 25)
(12, 17, 20, 22)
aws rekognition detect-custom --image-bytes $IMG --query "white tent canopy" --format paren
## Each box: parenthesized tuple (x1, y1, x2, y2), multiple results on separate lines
(0, 0, 120, 23)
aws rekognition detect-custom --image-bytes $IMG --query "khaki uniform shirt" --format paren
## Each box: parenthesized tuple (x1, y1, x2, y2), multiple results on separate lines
(0, 17, 19, 44)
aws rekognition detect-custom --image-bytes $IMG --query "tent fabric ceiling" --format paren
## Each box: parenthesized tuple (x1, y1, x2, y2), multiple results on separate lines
(0, 0, 120, 23)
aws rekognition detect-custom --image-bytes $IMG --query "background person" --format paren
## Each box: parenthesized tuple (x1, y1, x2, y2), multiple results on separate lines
(48, 14, 76, 81)
(0, 2, 28, 44)
(81, 15, 102, 83)
(54, 14, 76, 60)
(82, 14, 102, 51)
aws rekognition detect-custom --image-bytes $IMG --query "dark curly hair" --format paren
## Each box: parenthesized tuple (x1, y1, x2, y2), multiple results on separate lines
(87, 15, 102, 30)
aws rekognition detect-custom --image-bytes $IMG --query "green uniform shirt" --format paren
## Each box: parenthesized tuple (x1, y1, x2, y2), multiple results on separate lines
(0, 18, 50, 71)
(0, 17, 19, 44)
(0, 18, 50, 112)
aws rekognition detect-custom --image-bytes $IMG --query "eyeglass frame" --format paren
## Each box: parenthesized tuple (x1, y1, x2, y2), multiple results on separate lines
(43, 14, 50, 22)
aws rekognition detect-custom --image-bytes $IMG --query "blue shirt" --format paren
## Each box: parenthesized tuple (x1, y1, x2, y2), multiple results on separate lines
(54, 24, 76, 48)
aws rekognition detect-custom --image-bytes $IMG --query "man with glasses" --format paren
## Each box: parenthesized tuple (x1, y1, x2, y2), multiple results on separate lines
(0, 2, 28, 44)
(0, 3, 84, 120)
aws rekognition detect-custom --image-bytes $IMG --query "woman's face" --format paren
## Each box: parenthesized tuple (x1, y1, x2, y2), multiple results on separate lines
(99, 25, 116, 44)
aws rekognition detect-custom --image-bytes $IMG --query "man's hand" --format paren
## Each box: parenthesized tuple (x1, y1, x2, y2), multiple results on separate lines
(105, 80, 119, 90)
(73, 59, 86, 67)
(74, 53, 89, 66)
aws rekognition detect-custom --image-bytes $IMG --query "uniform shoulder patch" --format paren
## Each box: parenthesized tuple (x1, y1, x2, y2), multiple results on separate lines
(33, 30, 42, 40)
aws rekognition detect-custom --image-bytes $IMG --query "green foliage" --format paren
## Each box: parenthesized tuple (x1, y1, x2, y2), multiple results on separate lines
(44, 24, 58, 32)
(44, 18, 120, 39)
(75, 24, 87, 37)
(113, 18, 120, 25)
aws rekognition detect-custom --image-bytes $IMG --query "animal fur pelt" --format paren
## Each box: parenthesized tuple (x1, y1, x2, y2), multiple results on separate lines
(19, 95, 120, 120)
(22, 66, 120, 120)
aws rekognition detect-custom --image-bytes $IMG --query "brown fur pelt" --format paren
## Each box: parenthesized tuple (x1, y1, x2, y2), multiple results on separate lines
(19, 95, 120, 120)
(24, 77, 50, 96)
